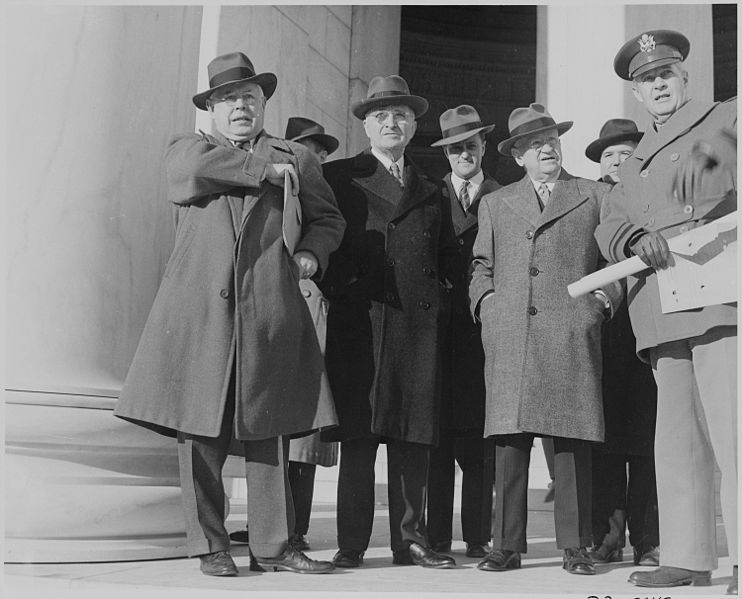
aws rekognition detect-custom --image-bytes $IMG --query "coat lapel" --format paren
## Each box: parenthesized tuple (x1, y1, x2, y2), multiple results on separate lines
(392, 157, 436, 220)
(502, 175, 542, 226)
(538, 170, 589, 229)
(353, 149, 405, 208)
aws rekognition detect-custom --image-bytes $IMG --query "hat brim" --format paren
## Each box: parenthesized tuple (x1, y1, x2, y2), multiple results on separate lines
(430, 124, 495, 147)
(352, 95, 429, 120)
(497, 121, 573, 156)
(192, 73, 278, 110)
(293, 132, 340, 156)
(585, 131, 643, 163)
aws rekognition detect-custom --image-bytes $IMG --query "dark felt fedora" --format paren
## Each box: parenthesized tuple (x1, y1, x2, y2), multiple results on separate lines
(497, 103, 573, 156)
(351, 75, 428, 120)
(614, 29, 690, 81)
(285, 117, 339, 156)
(585, 119, 643, 163)
(192, 52, 277, 111)
(430, 105, 495, 147)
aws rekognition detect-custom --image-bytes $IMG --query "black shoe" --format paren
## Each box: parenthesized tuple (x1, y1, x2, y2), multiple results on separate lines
(257, 545, 335, 574)
(628, 566, 711, 587)
(563, 547, 595, 575)
(289, 533, 310, 551)
(466, 542, 491, 558)
(633, 545, 659, 566)
(332, 549, 364, 568)
(477, 548, 521, 571)
(589, 542, 623, 563)
(430, 540, 452, 553)
(727, 565, 738, 595)
(405, 542, 456, 568)
(229, 526, 249, 544)
(199, 550, 238, 576)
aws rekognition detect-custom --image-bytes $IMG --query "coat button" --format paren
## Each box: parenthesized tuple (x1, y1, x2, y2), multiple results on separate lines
(458, 238, 465, 246)
(529, 267, 539, 276)
(302, 288, 312, 298)
(671, 152, 680, 161)
(388, 222, 396, 231)
(527, 306, 538, 316)
(386, 258, 395, 266)
(640, 169, 649, 178)
(423, 267, 435, 277)
(526, 230, 534, 239)
(648, 218, 655, 226)
(219, 288, 230, 299)
(418, 300, 431, 310)
(683, 204, 694, 215)
(642, 203, 650, 213)
(422, 230, 431, 238)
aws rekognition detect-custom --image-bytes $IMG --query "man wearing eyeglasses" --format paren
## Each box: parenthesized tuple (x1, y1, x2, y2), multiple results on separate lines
(115, 52, 345, 577)
(319, 75, 457, 570)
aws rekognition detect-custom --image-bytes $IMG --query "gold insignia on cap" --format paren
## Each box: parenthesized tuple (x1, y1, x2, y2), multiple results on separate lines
(639, 33, 656, 53)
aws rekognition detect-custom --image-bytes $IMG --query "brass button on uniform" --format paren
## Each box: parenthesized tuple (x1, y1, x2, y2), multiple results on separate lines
(219, 288, 230, 299)
(683, 204, 694, 215)
(527, 306, 538, 316)
(526, 230, 534, 240)
(640, 169, 649, 178)
(529, 267, 539, 276)
(670, 153, 680, 161)
(642, 203, 650, 213)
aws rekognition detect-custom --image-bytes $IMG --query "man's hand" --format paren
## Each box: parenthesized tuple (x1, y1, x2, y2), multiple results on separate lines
(265, 163, 299, 194)
(631, 231, 672, 270)
(293, 250, 318, 279)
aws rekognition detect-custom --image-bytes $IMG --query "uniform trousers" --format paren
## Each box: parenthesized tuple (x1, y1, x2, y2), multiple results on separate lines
(177, 391, 294, 559)
(337, 437, 429, 553)
(427, 432, 494, 546)
(492, 433, 592, 553)
(650, 325, 737, 571)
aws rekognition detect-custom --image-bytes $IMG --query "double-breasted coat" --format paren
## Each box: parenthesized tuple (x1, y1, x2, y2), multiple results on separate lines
(115, 130, 346, 440)
(440, 172, 500, 436)
(469, 170, 622, 442)
(319, 149, 457, 446)
(595, 98, 737, 360)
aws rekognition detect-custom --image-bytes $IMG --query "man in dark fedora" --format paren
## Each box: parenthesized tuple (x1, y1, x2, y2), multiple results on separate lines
(285, 116, 340, 165)
(585, 119, 661, 570)
(319, 75, 457, 569)
(426, 104, 498, 559)
(470, 103, 622, 575)
(596, 30, 737, 592)
(115, 51, 345, 577)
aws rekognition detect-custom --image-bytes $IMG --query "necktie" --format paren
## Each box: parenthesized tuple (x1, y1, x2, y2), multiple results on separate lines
(459, 180, 471, 211)
(389, 162, 404, 187)
(537, 183, 550, 209)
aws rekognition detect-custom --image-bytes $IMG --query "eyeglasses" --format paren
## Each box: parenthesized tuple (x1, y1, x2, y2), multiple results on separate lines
(366, 110, 414, 125)
(210, 90, 260, 106)
(523, 136, 559, 151)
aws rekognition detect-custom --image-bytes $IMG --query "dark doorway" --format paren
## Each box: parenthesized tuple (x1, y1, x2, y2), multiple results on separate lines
(713, 3, 737, 102)
(399, 6, 537, 185)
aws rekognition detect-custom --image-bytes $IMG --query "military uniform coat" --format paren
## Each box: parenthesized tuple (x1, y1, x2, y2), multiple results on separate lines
(595, 98, 737, 360)
(115, 131, 346, 440)
(319, 149, 457, 446)
(440, 171, 500, 435)
(469, 170, 622, 442)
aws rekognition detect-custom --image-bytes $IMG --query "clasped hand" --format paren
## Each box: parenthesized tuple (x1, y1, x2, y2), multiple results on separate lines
(293, 250, 318, 279)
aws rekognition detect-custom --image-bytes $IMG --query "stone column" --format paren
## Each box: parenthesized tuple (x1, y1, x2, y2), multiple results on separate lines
(536, 4, 713, 180)
(5, 5, 202, 562)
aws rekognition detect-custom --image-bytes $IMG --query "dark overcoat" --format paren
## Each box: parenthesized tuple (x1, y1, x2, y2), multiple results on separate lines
(115, 130, 346, 440)
(440, 172, 500, 436)
(595, 98, 737, 361)
(469, 170, 622, 442)
(319, 149, 457, 446)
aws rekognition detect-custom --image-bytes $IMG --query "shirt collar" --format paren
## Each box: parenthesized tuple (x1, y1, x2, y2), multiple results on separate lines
(529, 171, 560, 193)
(451, 170, 484, 197)
(371, 147, 404, 174)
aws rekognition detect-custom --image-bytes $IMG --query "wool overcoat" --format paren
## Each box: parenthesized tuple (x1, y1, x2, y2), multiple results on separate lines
(469, 170, 622, 442)
(440, 172, 500, 436)
(115, 130, 346, 440)
(595, 98, 737, 360)
(319, 149, 457, 446)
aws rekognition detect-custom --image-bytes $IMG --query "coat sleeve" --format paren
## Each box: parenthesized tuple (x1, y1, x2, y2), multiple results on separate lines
(293, 144, 346, 277)
(594, 182, 645, 264)
(165, 133, 266, 205)
(469, 195, 496, 318)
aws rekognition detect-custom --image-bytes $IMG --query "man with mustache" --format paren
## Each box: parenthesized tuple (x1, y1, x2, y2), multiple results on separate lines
(595, 30, 737, 593)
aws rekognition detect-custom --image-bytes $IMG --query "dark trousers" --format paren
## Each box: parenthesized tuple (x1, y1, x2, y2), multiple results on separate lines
(591, 451, 659, 550)
(288, 461, 317, 536)
(337, 437, 429, 553)
(492, 433, 592, 553)
(177, 393, 294, 559)
(427, 432, 494, 546)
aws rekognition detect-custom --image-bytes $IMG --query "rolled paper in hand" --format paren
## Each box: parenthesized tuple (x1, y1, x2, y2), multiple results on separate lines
(567, 256, 647, 298)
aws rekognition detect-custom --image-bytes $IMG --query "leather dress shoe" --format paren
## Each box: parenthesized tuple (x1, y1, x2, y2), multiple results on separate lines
(466, 543, 491, 558)
(257, 545, 335, 574)
(199, 551, 238, 576)
(727, 565, 738, 595)
(332, 549, 364, 568)
(477, 548, 521, 571)
(395, 543, 456, 568)
(229, 526, 249, 544)
(289, 533, 310, 551)
(633, 545, 659, 566)
(563, 547, 596, 575)
(431, 540, 452, 553)
(589, 542, 623, 563)
(628, 566, 711, 587)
